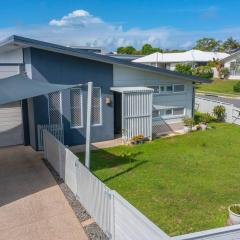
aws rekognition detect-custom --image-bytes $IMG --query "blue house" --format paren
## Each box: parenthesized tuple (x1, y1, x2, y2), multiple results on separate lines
(0, 36, 210, 150)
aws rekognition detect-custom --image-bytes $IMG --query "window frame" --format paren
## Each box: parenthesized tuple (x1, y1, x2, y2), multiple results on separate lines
(70, 87, 84, 129)
(152, 107, 185, 119)
(173, 84, 185, 93)
(149, 84, 185, 95)
(48, 91, 63, 126)
(91, 87, 103, 127)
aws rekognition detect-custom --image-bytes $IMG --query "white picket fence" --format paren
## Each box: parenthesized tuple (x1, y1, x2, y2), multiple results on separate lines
(43, 130, 169, 240)
(195, 96, 240, 125)
(43, 130, 240, 240)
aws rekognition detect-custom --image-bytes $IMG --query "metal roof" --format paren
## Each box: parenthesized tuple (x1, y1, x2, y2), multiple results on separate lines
(222, 50, 240, 62)
(133, 50, 229, 63)
(0, 74, 78, 105)
(0, 35, 211, 83)
(111, 87, 154, 93)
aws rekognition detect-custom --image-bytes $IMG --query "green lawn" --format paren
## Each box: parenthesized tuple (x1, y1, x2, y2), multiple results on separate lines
(196, 79, 240, 96)
(78, 123, 240, 236)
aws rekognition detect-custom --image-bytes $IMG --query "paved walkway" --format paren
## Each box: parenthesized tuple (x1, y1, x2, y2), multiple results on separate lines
(0, 145, 88, 240)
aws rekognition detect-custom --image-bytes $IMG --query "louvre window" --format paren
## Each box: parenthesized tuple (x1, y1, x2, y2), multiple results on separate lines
(91, 87, 102, 126)
(173, 84, 185, 92)
(173, 108, 185, 115)
(70, 88, 83, 128)
(153, 107, 185, 119)
(48, 91, 62, 125)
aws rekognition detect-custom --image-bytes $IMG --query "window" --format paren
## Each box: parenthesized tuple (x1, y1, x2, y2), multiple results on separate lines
(48, 91, 62, 125)
(152, 110, 159, 118)
(70, 88, 83, 128)
(173, 84, 185, 92)
(153, 107, 185, 119)
(148, 86, 159, 93)
(165, 109, 173, 115)
(166, 85, 173, 92)
(149, 84, 185, 94)
(91, 87, 102, 126)
(173, 108, 185, 116)
(160, 86, 165, 92)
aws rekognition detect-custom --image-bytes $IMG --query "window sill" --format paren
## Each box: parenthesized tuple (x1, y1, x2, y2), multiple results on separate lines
(71, 126, 84, 129)
(92, 123, 102, 127)
(153, 92, 185, 96)
(153, 115, 185, 121)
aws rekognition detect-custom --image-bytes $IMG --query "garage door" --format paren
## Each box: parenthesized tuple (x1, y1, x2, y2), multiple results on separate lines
(0, 101, 23, 147)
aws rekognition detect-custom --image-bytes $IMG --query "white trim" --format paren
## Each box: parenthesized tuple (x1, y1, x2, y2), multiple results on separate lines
(48, 91, 63, 126)
(70, 87, 84, 129)
(91, 87, 103, 127)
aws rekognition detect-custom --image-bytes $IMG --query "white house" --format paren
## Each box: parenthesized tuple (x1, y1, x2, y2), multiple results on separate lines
(223, 50, 240, 79)
(133, 50, 229, 71)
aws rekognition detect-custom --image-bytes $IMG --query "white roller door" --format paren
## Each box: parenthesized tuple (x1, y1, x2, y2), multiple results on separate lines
(0, 101, 23, 147)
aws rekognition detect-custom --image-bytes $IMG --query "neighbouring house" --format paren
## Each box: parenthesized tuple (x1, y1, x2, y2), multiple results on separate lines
(223, 50, 240, 79)
(0, 35, 209, 150)
(133, 50, 229, 71)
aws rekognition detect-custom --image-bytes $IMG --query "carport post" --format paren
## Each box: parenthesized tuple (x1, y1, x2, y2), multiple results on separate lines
(85, 82, 93, 169)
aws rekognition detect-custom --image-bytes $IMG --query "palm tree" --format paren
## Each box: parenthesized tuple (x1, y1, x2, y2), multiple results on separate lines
(209, 58, 224, 78)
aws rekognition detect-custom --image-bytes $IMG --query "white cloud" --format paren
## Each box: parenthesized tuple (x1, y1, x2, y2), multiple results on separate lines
(0, 9, 240, 51)
(49, 9, 103, 27)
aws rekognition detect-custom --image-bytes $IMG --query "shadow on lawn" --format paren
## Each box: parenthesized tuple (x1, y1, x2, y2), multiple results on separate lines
(102, 160, 148, 183)
(79, 148, 148, 181)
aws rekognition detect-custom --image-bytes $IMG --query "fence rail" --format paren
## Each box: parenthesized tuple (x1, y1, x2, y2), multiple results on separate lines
(43, 130, 240, 240)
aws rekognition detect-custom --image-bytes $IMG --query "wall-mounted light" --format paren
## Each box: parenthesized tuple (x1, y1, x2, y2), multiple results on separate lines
(105, 96, 112, 105)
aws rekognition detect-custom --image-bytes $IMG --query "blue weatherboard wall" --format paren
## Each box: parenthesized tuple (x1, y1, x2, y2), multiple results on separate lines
(26, 47, 114, 148)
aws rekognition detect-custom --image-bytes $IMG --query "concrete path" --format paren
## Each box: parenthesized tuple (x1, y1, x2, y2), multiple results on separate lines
(0, 145, 88, 240)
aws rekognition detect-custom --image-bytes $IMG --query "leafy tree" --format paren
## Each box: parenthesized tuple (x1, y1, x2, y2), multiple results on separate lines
(221, 37, 240, 53)
(140, 44, 162, 55)
(175, 64, 192, 75)
(116, 46, 137, 54)
(192, 66, 213, 79)
(193, 38, 221, 51)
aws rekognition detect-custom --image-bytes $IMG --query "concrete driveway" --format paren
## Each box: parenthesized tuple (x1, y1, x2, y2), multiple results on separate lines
(0, 145, 88, 240)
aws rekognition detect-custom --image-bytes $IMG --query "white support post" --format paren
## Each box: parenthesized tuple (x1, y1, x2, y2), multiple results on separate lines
(85, 82, 93, 169)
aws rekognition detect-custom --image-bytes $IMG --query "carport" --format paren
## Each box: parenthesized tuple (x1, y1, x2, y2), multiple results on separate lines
(0, 73, 77, 148)
(0, 74, 88, 239)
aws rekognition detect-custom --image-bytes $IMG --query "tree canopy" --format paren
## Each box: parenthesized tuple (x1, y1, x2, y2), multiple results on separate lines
(116, 37, 240, 55)
(117, 43, 162, 55)
(193, 38, 221, 51)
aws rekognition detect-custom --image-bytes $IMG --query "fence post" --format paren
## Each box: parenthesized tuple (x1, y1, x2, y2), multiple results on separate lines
(110, 190, 115, 240)
(85, 81, 93, 169)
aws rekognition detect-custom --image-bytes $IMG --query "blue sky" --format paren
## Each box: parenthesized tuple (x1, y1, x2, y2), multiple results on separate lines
(0, 0, 240, 50)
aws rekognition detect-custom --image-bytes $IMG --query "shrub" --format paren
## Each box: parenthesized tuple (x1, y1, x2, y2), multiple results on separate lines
(219, 67, 229, 79)
(194, 111, 216, 124)
(131, 134, 144, 142)
(183, 117, 195, 126)
(233, 81, 240, 92)
(213, 105, 226, 122)
(175, 64, 192, 75)
(230, 205, 240, 215)
(192, 66, 213, 79)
